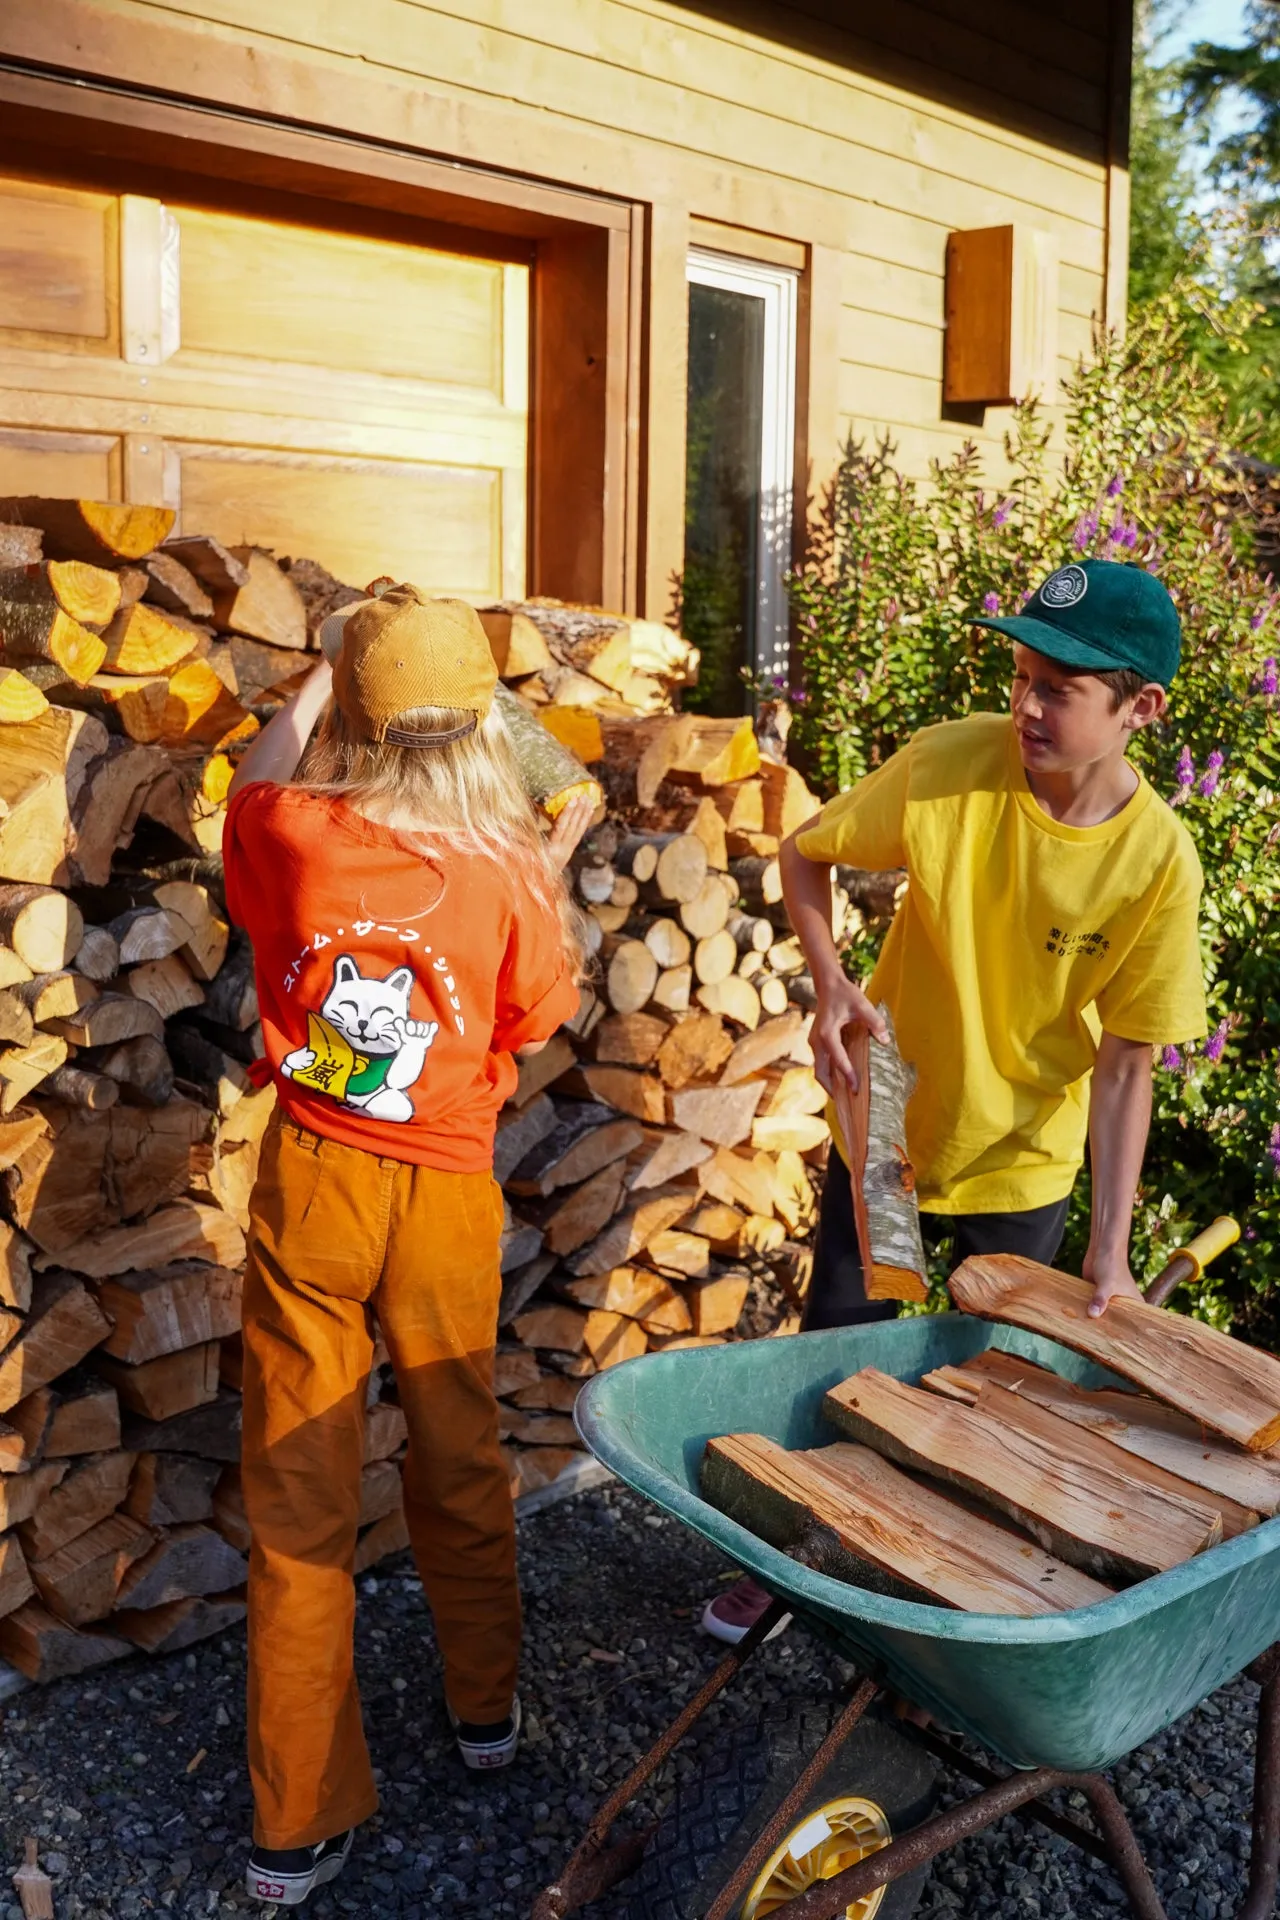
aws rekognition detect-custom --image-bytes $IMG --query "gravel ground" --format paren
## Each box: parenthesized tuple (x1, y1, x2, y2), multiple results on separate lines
(0, 1482, 1267, 1918)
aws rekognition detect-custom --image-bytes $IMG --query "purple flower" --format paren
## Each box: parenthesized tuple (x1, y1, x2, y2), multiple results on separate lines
(1175, 746, 1196, 790)
(1161, 1045, 1183, 1072)
(1251, 605, 1270, 632)
(1106, 519, 1138, 549)
(1259, 657, 1279, 695)
(883, 597, 899, 624)
(993, 498, 1014, 527)
(1106, 473, 1124, 497)
(1204, 1020, 1229, 1064)
(1270, 1123, 1280, 1176)
(982, 591, 1000, 614)
(1073, 513, 1099, 552)
(791, 688, 808, 706)
(1198, 750, 1225, 799)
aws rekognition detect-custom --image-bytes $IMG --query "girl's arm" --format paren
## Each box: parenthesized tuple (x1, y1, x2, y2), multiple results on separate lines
(227, 661, 334, 800)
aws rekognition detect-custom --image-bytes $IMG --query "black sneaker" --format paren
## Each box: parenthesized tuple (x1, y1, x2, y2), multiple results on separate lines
(245, 1828, 354, 1905)
(450, 1693, 521, 1771)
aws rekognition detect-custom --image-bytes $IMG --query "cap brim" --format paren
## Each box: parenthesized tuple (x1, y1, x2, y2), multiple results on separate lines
(971, 614, 1141, 675)
(318, 599, 373, 664)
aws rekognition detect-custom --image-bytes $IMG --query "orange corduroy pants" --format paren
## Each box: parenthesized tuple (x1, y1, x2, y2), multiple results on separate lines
(240, 1114, 518, 1850)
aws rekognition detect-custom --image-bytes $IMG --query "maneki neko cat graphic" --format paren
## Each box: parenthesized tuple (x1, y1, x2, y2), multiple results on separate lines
(282, 954, 439, 1123)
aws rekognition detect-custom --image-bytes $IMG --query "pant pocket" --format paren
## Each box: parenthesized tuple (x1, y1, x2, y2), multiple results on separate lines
(251, 1124, 389, 1304)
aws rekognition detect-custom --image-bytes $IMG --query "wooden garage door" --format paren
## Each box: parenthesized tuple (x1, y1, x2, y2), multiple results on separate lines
(0, 174, 528, 599)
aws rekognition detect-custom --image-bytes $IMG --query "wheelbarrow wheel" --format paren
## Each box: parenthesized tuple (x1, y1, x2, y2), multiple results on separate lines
(626, 1697, 938, 1920)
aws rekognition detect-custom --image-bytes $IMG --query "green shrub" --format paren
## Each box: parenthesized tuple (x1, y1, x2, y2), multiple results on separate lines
(788, 284, 1280, 1332)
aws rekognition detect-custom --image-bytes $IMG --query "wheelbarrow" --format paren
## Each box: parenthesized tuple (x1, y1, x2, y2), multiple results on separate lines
(531, 1219, 1280, 1920)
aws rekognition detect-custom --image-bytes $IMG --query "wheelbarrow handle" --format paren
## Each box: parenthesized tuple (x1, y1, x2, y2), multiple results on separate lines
(1144, 1215, 1240, 1309)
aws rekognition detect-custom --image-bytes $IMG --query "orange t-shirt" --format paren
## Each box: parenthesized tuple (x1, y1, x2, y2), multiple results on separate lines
(222, 783, 579, 1172)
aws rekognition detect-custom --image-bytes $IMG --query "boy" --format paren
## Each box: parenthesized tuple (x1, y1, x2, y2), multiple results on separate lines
(702, 557, 1206, 1645)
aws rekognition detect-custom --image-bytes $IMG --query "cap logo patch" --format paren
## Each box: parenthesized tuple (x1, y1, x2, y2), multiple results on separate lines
(1039, 565, 1088, 610)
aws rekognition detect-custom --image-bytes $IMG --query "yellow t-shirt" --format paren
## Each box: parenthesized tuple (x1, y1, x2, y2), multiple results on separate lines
(796, 713, 1206, 1214)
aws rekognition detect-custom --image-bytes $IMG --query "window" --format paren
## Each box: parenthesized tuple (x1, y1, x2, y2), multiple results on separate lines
(682, 249, 797, 716)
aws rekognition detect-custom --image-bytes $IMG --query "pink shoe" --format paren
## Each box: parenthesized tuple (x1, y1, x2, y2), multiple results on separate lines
(701, 1576, 792, 1646)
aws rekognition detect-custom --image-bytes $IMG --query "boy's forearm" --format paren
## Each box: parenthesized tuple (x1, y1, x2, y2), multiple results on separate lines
(228, 663, 333, 799)
(1084, 1032, 1153, 1312)
(779, 822, 844, 988)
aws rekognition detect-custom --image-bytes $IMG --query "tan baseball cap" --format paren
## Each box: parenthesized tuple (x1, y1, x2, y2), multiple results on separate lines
(322, 584, 498, 746)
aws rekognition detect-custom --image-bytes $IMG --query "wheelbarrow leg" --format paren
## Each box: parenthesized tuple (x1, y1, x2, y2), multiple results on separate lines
(1082, 1779, 1167, 1920)
(1238, 1646, 1280, 1920)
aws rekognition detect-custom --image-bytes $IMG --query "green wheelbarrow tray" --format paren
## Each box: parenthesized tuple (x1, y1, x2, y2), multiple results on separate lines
(575, 1312, 1280, 1777)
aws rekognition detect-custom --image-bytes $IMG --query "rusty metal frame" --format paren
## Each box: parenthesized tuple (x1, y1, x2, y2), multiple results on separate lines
(531, 1632, 1280, 1920)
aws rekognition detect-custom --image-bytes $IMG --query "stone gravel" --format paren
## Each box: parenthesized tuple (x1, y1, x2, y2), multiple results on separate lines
(0, 1482, 1267, 1918)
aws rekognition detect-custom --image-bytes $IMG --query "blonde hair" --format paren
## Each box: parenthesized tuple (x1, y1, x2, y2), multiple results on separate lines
(298, 700, 588, 978)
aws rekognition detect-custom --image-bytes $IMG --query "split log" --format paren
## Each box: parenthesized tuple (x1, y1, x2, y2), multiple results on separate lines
(593, 1012, 668, 1068)
(500, 1409, 579, 1445)
(493, 1092, 558, 1184)
(686, 1200, 749, 1251)
(44, 992, 162, 1047)
(99, 603, 201, 677)
(114, 1522, 248, 1612)
(15, 969, 98, 1027)
(763, 1066, 827, 1116)
(0, 886, 84, 973)
(823, 1368, 1220, 1582)
(143, 552, 214, 620)
(758, 760, 822, 839)
(669, 1082, 765, 1148)
(670, 717, 760, 788)
(582, 1309, 647, 1367)
(0, 1219, 33, 1310)
(513, 1303, 588, 1353)
(0, 1274, 112, 1413)
(564, 1267, 692, 1332)
(95, 1262, 243, 1364)
(967, 1378, 1258, 1539)
(359, 1460, 403, 1526)
(834, 1012, 927, 1303)
(148, 881, 229, 981)
(18, 1450, 136, 1560)
(703, 1435, 1113, 1615)
(948, 1255, 1280, 1452)
(730, 856, 782, 912)
(107, 906, 186, 966)
(71, 925, 120, 983)
(0, 499, 174, 564)
(210, 548, 307, 650)
(0, 707, 112, 887)
(509, 1373, 583, 1412)
(599, 713, 696, 811)
(753, 1114, 829, 1154)
(477, 606, 554, 677)
(96, 1340, 221, 1421)
(112, 1589, 246, 1655)
(924, 1349, 1280, 1520)
(91, 1034, 174, 1107)
(700, 1147, 778, 1219)
(0, 1533, 34, 1620)
(127, 953, 205, 1020)
(354, 1509, 410, 1572)
(0, 669, 48, 722)
(626, 1128, 713, 1192)
(651, 966, 692, 1014)
(508, 1105, 642, 1196)
(644, 1228, 711, 1279)
(35, 1202, 244, 1282)
(719, 1012, 807, 1087)
(0, 949, 32, 989)
(495, 1348, 543, 1397)
(687, 1271, 751, 1334)
(0, 572, 108, 684)
(0, 1462, 69, 1531)
(0, 988, 34, 1047)
(510, 1034, 577, 1106)
(40, 1381, 121, 1457)
(161, 534, 250, 595)
(122, 1389, 242, 1461)
(0, 1599, 131, 1679)
(643, 918, 692, 971)
(30, 1511, 154, 1625)
(654, 1012, 733, 1090)
(695, 977, 762, 1029)
(364, 1402, 409, 1465)
(541, 1163, 629, 1256)
(560, 1065, 665, 1125)
(564, 1188, 696, 1278)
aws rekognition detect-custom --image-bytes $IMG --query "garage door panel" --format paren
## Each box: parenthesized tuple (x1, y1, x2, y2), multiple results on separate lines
(175, 208, 511, 395)
(176, 447, 506, 599)
(0, 182, 116, 350)
(0, 427, 121, 499)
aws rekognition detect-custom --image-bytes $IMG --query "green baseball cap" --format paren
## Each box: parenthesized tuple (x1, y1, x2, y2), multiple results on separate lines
(973, 559, 1181, 686)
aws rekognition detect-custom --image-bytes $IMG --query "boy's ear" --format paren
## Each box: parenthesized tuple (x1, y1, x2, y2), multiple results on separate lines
(333, 954, 360, 983)
(1126, 683, 1167, 732)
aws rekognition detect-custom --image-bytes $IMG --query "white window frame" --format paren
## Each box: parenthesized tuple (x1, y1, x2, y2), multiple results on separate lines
(686, 248, 798, 687)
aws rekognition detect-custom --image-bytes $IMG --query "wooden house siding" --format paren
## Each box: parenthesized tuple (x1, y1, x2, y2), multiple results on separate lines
(0, 0, 1127, 605)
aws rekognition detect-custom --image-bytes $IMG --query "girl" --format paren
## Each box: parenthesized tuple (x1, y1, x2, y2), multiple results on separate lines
(222, 585, 591, 1907)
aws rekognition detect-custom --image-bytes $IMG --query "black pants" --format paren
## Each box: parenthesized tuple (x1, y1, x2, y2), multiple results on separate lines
(801, 1157, 1070, 1332)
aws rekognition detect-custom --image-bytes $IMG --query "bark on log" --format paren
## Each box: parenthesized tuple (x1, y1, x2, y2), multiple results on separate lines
(210, 548, 307, 650)
(833, 1009, 927, 1302)
(0, 499, 174, 563)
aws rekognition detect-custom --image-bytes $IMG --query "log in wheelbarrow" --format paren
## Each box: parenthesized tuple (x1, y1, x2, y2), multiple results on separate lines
(532, 1220, 1280, 1920)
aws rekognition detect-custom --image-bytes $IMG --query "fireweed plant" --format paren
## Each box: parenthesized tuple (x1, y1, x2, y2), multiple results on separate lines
(787, 284, 1280, 1333)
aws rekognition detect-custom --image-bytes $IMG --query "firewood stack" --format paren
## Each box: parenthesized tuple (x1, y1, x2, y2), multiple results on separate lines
(0, 495, 856, 1685)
